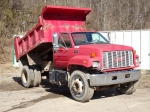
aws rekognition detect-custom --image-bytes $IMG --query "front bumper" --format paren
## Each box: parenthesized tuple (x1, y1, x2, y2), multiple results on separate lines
(90, 70, 141, 86)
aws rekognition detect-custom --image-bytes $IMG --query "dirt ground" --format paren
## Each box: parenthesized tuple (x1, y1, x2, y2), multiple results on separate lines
(0, 63, 150, 112)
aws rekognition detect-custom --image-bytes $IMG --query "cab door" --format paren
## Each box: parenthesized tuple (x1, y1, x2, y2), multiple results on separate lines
(53, 33, 74, 68)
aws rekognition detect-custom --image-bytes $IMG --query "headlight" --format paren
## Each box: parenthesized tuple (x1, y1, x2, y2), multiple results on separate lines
(92, 61, 100, 69)
(136, 57, 140, 66)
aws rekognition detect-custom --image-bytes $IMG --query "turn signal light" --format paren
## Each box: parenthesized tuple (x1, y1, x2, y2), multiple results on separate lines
(91, 53, 96, 58)
(134, 50, 136, 54)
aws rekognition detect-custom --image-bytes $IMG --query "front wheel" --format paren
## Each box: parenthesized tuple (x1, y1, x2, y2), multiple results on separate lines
(69, 70, 94, 102)
(116, 81, 138, 95)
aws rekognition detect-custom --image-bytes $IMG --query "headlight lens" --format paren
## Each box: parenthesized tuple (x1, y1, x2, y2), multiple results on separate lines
(92, 61, 100, 69)
(136, 57, 140, 66)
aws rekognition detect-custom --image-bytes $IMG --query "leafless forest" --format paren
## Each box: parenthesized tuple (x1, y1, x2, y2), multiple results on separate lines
(0, 0, 150, 62)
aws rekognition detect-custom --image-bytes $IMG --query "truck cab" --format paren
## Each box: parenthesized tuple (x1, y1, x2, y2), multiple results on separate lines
(53, 31, 139, 71)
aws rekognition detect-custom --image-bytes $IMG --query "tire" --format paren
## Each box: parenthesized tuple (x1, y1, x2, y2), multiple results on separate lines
(32, 65, 41, 87)
(21, 65, 34, 88)
(117, 81, 138, 95)
(88, 86, 94, 100)
(69, 70, 94, 102)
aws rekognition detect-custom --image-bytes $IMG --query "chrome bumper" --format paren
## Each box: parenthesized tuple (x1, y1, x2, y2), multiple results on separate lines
(90, 70, 141, 86)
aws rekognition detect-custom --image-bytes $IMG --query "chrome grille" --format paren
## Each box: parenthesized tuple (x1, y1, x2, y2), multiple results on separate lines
(103, 50, 133, 69)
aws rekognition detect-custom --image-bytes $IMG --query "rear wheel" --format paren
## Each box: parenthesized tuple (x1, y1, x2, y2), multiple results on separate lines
(69, 70, 94, 102)
(21, 65, 34, 88)
(117, 81, 138, 95)
(32, 65, 41, 87)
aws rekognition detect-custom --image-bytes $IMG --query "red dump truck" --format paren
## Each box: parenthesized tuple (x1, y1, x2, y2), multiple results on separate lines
(14, 5, 141, 102)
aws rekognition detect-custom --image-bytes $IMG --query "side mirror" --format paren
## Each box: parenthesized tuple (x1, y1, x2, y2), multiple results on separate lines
(53, 33, 59, 51)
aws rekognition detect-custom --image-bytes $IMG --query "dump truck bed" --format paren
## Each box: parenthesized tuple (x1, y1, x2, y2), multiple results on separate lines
(14, 5, 91, 60)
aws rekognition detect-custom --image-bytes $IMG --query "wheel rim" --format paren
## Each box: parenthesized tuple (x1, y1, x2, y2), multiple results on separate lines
(71, 76, 85, 97)
(22, 71, 28, 84)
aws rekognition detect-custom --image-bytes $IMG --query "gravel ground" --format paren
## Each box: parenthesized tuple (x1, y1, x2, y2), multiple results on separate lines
(0, 63, 150, 112)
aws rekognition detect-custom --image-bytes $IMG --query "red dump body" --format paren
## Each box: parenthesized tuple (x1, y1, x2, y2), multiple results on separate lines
(14, 5, 91, 60)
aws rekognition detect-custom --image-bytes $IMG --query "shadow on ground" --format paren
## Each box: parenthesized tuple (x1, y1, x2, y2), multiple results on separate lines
(12, 77, 122, 101)
(13, 77, 22, 85)
(40, 79, 122, 101)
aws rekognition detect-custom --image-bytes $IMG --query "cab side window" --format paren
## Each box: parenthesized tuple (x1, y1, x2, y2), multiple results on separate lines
(59, 33, 71, 48)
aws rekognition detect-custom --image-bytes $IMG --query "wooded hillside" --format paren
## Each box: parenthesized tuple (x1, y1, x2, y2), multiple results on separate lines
(0, 0, 150, 62)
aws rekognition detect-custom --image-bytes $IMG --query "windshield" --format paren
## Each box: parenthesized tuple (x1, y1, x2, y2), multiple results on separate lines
(71, 32, 109, 45)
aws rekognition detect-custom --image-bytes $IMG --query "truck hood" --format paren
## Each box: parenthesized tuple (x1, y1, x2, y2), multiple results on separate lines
(78, 44, 133, 52)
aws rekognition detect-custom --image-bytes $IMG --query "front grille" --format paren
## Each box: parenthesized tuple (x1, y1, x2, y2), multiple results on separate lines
(102, 50, 133, 69)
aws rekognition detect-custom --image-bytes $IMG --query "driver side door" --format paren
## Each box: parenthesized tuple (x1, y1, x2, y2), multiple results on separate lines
(53, 33, 74, 68)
